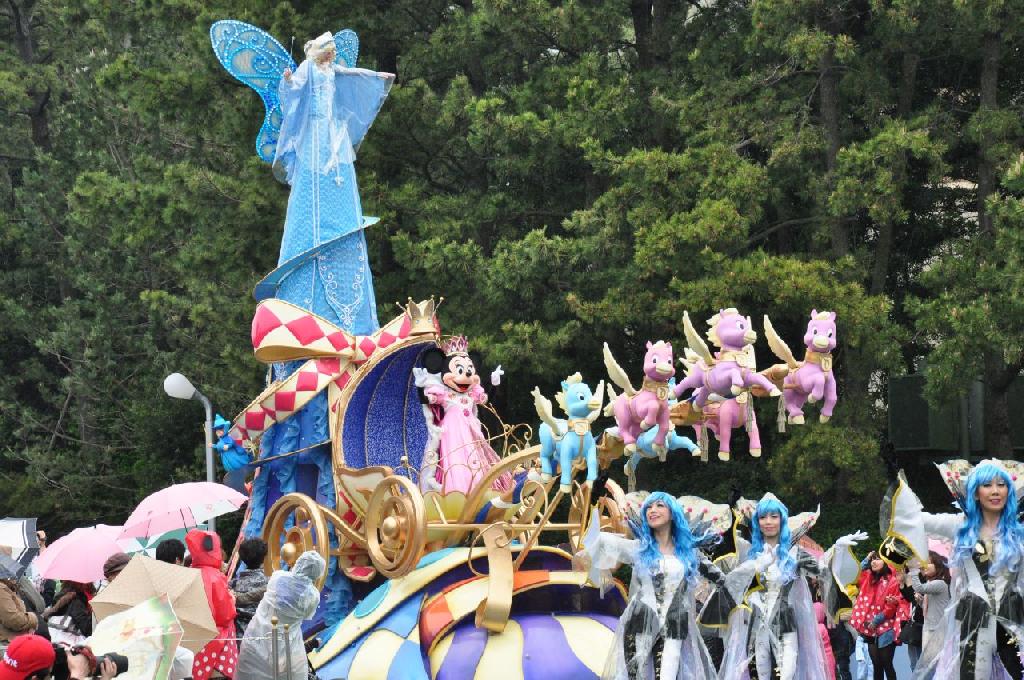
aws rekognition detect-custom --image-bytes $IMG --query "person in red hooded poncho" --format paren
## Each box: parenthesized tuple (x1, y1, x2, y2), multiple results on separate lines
(186, 530, 238, 680)
(850, 551, 910, 680)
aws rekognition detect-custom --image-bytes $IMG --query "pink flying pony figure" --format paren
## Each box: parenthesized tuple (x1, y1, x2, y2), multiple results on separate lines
(764, 310, 838, 424)
(603, 341, 675, 456)
(676, 348, 765, 460)
(679, 309, 781, 407)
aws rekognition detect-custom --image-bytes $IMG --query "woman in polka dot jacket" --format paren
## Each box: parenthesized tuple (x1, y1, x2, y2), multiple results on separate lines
(186, 530, 238, 680)
(849, 552, 910, 680)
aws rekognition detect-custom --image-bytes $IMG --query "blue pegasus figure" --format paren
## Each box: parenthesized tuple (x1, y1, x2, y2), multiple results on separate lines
(533, 374, 605, 493)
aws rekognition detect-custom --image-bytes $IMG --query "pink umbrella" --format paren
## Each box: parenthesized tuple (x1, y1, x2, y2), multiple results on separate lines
(798, 535, 825, 559)
(928, 537, 952, 560)
(33, 524, 124, 583)
(120, 482, 247, 539)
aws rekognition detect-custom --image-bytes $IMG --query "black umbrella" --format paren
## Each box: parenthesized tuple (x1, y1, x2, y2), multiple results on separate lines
(0, 551, 25, 580)
(0, 517, 40, 572)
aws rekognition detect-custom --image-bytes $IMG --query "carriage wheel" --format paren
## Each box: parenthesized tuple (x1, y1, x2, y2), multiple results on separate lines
(366, 475, 427, 579)
(263, 493, 330, 589)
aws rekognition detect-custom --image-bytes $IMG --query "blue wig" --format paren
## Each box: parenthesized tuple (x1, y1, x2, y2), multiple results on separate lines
(954, 462, 1024, 573)
(748, 496, 797, 582)
(635, 492, 708, 583)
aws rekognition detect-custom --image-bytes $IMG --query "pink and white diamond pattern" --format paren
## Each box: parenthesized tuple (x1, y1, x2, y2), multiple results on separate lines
(251, 299, 355, 363)
(229, 300, 435, 445)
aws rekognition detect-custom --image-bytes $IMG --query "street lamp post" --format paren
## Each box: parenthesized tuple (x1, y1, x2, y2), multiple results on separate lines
(163, 372, 217, 534)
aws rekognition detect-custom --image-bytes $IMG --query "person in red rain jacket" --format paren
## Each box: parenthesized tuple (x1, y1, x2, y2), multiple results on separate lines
(186, 529, 238, 680)
(814, 601, 837, 680)
(849, 552, 909, 680)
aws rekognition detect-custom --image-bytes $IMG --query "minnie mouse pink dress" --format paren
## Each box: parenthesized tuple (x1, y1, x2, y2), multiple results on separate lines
(423, 383, 512, 495)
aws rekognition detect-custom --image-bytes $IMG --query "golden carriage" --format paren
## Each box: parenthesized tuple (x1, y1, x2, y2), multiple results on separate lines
(251, 299, 629, 600)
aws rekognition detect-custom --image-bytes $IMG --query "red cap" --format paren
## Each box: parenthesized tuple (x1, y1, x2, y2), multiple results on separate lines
(0, 635, 55, 679)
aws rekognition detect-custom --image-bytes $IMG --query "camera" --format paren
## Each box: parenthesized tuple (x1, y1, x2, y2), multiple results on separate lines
(52, 646, 129, 679)
(92, 653, 129, 677)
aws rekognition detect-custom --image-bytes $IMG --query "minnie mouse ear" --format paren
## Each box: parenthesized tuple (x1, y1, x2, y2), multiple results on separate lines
(202, 535, 215, 552)
(420, 347, 447, 374)
(468, 350, 484, 371)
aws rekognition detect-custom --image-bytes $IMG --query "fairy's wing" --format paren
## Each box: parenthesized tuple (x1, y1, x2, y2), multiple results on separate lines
(333, 29, 360, 68)
(210, 20, 296, 162)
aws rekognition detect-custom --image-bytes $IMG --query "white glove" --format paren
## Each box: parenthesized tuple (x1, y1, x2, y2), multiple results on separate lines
(413, 367, 436, 388)
(490, 365, 504, 386)
(835, 530, 868, 549)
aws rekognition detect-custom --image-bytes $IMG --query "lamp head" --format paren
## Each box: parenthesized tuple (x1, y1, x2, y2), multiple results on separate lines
(163, 372, 197, 400)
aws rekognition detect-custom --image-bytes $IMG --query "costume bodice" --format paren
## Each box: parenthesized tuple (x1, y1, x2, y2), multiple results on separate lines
(651, 554, 686, 623)
(972, 538, 1010, 607)
(310, 66, 332, 118)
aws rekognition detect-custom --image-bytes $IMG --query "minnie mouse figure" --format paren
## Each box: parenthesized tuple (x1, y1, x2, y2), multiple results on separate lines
(415, 336, 512, 496)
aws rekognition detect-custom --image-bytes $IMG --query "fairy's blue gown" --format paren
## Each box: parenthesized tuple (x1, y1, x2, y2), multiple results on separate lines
(268, 59, 393, 334)
(243, 57, 393, 627)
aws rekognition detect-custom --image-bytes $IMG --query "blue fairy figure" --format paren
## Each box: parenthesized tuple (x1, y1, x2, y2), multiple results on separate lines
(211, 23, 394, 335)
(213, 413, 250, 472)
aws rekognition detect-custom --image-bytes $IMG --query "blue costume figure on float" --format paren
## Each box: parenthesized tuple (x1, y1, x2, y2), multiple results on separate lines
(269, 31, 393, 333)
(211, 22, 394, 627)
(214, 414, 251, 493)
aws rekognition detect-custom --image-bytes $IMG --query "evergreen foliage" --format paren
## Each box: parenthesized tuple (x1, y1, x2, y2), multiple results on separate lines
(2, 0, 1022, 542)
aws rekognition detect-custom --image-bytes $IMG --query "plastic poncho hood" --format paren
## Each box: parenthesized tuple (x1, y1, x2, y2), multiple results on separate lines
(265, 551, 325, 624)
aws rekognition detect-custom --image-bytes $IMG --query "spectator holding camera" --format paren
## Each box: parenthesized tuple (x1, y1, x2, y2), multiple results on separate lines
(0, 635, 117, 680)
(53, 646, 119, 680)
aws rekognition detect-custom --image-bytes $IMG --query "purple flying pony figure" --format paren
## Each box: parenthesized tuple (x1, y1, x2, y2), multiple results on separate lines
(676, 348, 765, 460)
(603, 341, 675, 456)
(764, 310, 838, 424)
(679, 309, 781, 407)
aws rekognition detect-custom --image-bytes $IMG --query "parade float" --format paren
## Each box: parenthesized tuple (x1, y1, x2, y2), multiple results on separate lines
(209, 19, 843, 679)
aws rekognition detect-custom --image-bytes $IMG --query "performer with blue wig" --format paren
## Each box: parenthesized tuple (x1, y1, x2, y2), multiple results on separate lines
(577, 482, 729, 679)
(883, 459, 1024, 679)
(718, 493, 867, 680)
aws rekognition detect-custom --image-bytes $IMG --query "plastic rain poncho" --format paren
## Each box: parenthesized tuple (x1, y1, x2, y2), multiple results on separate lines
(884, 479, 1024, 680)
(718, 539, 832, 680)
(237, 551, 325, 680)
(579, 517, 724, 680)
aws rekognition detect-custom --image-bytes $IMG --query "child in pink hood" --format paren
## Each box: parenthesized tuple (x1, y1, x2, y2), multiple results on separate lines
(815, 601, 837, 680)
